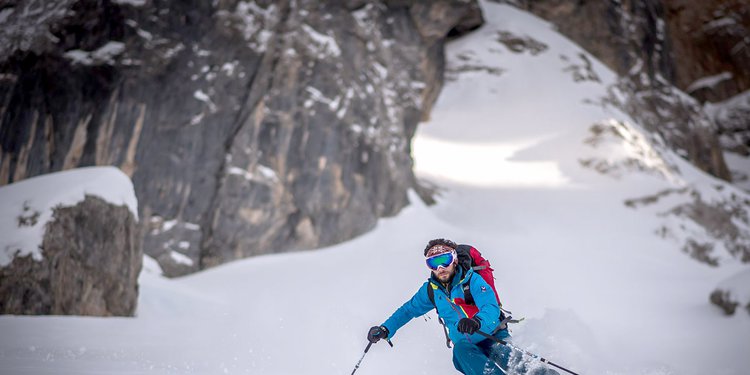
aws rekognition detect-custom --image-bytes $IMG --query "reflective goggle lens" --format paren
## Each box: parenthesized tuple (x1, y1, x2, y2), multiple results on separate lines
(425, 251, 456, 270)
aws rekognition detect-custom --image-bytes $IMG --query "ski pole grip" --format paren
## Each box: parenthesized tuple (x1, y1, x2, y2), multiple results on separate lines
(363, 341, 373, 353)
(386, 338, 394, 347)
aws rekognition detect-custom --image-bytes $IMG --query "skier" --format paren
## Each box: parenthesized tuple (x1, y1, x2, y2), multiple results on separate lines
(367, 238, 559, 375)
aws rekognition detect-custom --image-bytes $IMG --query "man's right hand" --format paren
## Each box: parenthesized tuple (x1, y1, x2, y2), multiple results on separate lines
(367, 326, 389, 343)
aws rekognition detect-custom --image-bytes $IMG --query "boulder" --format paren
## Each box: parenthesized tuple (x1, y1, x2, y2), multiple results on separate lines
(0, 195, 140, 316)
(710, 268, 750, 316)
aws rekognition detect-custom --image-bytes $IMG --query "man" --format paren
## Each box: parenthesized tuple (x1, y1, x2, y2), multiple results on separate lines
(367, 238, 558, 375)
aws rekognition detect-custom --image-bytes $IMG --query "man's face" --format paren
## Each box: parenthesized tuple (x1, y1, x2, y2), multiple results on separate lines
(426, 245, 458, 283)
(432, 259, 456, 283)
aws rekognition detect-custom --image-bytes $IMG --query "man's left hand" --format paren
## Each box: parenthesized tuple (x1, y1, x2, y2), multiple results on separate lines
(457, 317, 481, 334)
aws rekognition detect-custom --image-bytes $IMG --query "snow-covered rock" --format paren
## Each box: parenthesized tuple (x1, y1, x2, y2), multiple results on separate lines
(0, 167, 140, 316)
(707, 89, 750, 157)
(711, 268, 750, 315)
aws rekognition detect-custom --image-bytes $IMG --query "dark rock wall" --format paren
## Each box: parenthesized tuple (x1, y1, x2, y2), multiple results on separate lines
(0, 195, 140, 316)
(0, 0, 483, 276)
(662, 0, 750, 104)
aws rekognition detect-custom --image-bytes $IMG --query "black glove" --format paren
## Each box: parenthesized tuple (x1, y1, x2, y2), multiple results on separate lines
(367, 325, 389, 343)
(457, 317, 481, 334)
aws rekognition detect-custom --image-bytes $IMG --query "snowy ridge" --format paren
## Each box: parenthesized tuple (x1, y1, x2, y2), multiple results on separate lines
(0, 166, 137, 267)
(579, 117, 750, 266)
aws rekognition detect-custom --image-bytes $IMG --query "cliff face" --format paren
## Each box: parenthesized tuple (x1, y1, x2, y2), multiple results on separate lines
(0, 0, 483, 276)
(501, 0, 750, 181)
(662, 0, 750, 103)
(0, 195, 140, 316)
(504, 0, 750, 102)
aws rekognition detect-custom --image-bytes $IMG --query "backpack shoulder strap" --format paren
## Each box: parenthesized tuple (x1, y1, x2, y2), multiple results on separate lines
(427, 282, 437, 307)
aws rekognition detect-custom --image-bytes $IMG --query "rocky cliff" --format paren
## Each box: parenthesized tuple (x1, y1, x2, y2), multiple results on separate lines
(503, 0, 750, 102)
(0, 0, 483, 276)
(499, 0, 750, 181)
(0, 195, 140, 315)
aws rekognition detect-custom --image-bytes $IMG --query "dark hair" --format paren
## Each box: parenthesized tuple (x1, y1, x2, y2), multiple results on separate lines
(423, 238, 458, 256)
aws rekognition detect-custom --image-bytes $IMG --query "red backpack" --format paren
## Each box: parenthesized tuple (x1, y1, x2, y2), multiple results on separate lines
(457, 244, 502, 305)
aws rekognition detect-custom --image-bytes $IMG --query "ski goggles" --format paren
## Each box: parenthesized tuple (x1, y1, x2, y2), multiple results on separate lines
(425, 250, 457, 270)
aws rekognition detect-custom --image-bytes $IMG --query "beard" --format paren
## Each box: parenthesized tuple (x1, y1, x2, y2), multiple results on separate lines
(435, 267, 455, 284)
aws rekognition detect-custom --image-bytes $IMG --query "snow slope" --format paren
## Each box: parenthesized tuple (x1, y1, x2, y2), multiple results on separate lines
(1, 2, 749, 375)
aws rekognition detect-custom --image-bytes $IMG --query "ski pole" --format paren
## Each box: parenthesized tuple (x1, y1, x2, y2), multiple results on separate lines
(350, 339, 393, 375)
(441, 296, 579, 375)
(475, 331, 580, 375)
(350, 342, 372, 375)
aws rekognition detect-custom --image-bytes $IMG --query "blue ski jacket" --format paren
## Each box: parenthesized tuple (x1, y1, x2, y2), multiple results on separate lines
(381, 267, 505, 345)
